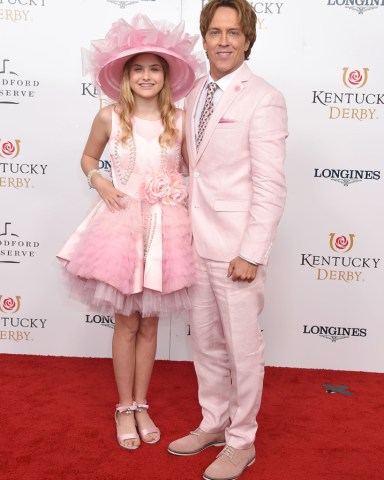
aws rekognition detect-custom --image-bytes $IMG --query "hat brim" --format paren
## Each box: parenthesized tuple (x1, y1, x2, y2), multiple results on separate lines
(97, 47, 196, 102)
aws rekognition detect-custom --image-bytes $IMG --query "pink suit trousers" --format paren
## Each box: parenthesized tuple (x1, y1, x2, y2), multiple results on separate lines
(189, 252, 266, 449)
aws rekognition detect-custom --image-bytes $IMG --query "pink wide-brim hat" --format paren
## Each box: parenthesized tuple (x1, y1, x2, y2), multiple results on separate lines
(82, 15, 206, 102)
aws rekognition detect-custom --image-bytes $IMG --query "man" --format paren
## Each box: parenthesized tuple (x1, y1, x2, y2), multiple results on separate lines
(168, 1, 288, 479)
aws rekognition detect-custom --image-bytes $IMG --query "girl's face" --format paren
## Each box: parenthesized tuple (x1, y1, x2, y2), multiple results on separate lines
(128, 53, 165, 100)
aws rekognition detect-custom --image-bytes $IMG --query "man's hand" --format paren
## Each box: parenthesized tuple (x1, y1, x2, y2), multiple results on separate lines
(227, 256, 258, 283)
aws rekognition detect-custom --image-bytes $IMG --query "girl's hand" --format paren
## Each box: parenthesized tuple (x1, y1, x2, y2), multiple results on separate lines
(92, 174, 126, 212)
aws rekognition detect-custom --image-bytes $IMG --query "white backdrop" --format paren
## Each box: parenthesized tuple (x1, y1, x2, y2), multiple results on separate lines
(1, 0, 383, 372)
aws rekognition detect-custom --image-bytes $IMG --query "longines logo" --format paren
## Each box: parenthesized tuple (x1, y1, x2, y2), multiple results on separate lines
(326, 0, 384, 14)
(0, 294, 47, 342)
(0, 59, 40, 104)
(0, 222, 40, 264)
(107, 0, 156, 8)
(314, 168, 380, 186)
(312, 67, 382, 121)
(0, 0, 47, 22)
(300, 233, 380, 282)
(85, 314, 115, 329)
(303, 325, 367, 342)
(201, 1, 284, 29)
(0, 138, 48, 189)
(99, 159, 111, 173)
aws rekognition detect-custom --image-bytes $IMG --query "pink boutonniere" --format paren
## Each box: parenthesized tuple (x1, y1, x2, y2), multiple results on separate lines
(234, 85, 241, 92)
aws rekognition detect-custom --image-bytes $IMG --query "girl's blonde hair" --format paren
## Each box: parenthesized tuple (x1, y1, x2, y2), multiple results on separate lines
(117, 54, 178, 146)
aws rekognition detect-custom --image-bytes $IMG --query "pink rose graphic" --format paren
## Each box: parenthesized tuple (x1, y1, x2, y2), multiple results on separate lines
(2, 297, 16, 311)
(335, 236, 349, 250)
(0, 295, 21, 313)
(348, 70, 362, 86)
(2, 141, 15, 156)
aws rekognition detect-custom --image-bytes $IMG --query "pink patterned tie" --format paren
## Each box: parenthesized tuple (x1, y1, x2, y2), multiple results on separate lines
(196, 82, 218, 150)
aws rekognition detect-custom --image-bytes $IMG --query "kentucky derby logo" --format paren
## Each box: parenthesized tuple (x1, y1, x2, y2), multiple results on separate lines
(312, 66, 381, 121)
(0, 139, 20, 159)
(202, 0, 284, 15)
(0, 293, 47, 343)
(342, 68, 369, 88)
(0, 295, 21, 314)
(0, 138, 48, 189)
(0, 0, 46, 6)
(202, 1, 284, 29)
(300, 232, 380, 283)
(329, 233, 355, 253)
(0, 1, 46, 22)
(107, 0, 155, 8)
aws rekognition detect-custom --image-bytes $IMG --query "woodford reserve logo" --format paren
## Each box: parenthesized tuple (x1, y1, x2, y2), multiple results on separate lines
(0, 294, 47, 342)
(0, 138, 48, 189)
(300, 233, 380, 282)
(0, 222, 40, 263)
(326, 0, 384, 14)
(0, 59, 40, 104)
(312, 67, 382, 121)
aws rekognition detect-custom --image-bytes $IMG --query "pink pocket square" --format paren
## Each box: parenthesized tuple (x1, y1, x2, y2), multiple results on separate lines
(218, 117, 237, 123)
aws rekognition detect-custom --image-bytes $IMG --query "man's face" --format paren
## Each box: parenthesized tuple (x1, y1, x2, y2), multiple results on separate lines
(203, 6, 250, 81)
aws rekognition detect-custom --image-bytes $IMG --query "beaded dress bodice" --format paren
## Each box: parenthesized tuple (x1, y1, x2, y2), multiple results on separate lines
(109, 110, 182, 197)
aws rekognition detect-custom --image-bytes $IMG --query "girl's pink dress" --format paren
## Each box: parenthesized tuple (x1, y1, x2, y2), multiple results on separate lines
(57, 109, 195, 317)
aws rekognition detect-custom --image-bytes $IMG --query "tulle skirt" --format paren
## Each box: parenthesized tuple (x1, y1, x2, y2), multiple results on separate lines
(57, 197, 195, 318)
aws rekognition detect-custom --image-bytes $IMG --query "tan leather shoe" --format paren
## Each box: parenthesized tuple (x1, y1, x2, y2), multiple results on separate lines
(167, 428, 226, 456)
(202, 445, 256, 480)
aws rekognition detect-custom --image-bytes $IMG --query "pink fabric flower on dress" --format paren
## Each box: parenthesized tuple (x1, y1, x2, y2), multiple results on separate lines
(165, 172, 188, 206)
(143, 172, 187, 206)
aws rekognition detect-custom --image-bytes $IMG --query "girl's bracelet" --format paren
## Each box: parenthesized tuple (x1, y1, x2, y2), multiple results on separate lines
(87, 169, 99, 189)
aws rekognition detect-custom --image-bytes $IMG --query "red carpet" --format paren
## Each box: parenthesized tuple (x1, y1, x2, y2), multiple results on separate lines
(0, 354, 383, 480)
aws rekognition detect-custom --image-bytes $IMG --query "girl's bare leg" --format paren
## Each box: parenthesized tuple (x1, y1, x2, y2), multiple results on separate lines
(133, 315, 160, 442)
(112, 312, 140, 448)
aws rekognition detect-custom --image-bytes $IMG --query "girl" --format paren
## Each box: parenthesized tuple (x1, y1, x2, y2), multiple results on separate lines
(57, 15, 205, 450)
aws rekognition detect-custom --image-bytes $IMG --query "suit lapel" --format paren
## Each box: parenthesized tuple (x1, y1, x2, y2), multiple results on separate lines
(196, 64, 252, 162)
